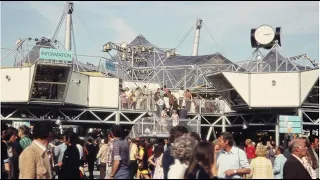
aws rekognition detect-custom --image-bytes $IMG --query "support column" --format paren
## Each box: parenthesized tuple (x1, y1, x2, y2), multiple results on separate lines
(298, 108, 303, 134)
(222, 116, 226, 132)
(198, 115, 201, 135)
(275, 114, 280, 146)
(206, 126, 213, 141)
(115, 111, 120, 125)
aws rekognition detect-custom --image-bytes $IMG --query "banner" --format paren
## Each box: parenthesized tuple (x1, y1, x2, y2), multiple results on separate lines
(105, 60, 116, 71)
(40, 48, 73, 61)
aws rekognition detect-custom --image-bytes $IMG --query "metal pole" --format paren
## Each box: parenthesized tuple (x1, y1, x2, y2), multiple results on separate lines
(275, 115, 280, 146)
(192, 18, 203, 56)
(115, 111, 120, 125)
(64, 2, 73, 51)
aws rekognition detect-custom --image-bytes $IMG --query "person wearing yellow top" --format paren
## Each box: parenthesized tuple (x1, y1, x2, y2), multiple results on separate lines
(248, 145, 274, 179)
(129, 139, 139, 179)
(136, 141, 150, 179)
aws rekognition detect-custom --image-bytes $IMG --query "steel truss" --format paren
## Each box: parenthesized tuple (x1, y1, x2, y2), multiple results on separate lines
(0, 104, 149, 125)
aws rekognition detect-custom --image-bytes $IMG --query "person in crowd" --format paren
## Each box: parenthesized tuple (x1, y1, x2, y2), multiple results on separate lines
(1, 124, 9, 179)
(129, 138, 139, 179)
(110, 125, 130, 179)
(217, 132, 251, 179)
(299, 136, 318, 179)
(59, 132, 80, 179)
(184, 142, 217, 179)
(244, 139, 256, 163)
(171, 110, 179, 127)
(148, 144, 164, 179)
(86, 138, 98, 179)
(162, 126, 189, 179)
(106, 130, 115, 179)
(168, 134, 198, 179)
(18, 125, 32, 149)
(19, 122, 53, 179)
(160, 108, 168, 132)
(5, 127, 22, 179)
(55, 135, 67, 178)
(188, 132, 201, 142)
(96, 136, 109, 179)
(136, 141, 150, 179)
(163, 139, 168, 152)
(273, 146, 287, 179)
(308, 135, 319, 178)
(77, 138, 86, 179)
(178, 106, 188, 119)
(184, 89, 192, 112)
(266, 141, 276, 165)
(212, 140, 220, 175)
(121, 90, 128, 109)
(164, 94, 170, 112)
(283, 138, 312, 179)
(248, 145, 274, 179)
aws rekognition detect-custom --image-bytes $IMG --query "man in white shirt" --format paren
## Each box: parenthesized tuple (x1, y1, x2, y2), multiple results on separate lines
(217, 132, 251, 179)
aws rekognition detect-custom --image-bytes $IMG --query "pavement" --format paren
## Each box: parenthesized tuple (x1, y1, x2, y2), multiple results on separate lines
(83, 165, 101, 179)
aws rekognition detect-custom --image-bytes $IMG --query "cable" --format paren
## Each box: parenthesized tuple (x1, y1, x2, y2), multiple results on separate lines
(175, 25, 194, 50)
(202, 23, 226, 57)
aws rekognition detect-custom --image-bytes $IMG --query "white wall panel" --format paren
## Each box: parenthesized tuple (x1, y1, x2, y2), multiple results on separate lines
(65, 72, 89, 106)
(250, 73, 300, 107)
(223, 72, 250, 104)
(300, 69, 319, 103)
(88, 77, 119, 108)
(1, 67, 33, 102)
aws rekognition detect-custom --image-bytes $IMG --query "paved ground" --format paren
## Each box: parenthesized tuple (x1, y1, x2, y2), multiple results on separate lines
(83, 165, 101, 179)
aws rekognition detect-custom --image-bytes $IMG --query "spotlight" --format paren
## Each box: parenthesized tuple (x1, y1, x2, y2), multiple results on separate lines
(242, 121, 248, 129)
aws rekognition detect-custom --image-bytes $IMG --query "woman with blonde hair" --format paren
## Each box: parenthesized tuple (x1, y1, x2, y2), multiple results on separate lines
(248, 145, 274, 179)
(212, 140, 220, 176)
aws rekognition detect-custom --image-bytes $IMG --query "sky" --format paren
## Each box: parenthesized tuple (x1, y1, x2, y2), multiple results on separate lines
(1, 1, 319, 66)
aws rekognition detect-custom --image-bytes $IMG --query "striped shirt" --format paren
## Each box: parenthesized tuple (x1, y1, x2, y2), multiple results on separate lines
(19, 136, 32, 150)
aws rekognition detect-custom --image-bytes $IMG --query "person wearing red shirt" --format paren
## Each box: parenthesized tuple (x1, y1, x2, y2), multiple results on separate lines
(244, 139, 256, 163)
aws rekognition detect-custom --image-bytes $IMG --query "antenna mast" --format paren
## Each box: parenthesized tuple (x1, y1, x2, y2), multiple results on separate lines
(192, 18, 203, 56)
(64, 1, 74, 50)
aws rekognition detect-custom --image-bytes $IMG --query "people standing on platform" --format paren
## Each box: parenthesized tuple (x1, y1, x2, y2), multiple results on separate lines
(59, 132, 81, 179)
(183, 89, 192, 112)
(18, 125, 32, 150)
(178, 106, 188, 119)
(283, 138, 312, 179)
(110, 125, 130, 179)
(171, 110, 179, 127)
(216, 132, 251, 179)
(273, 146, 287, 179)
(19, 122, 53, 179)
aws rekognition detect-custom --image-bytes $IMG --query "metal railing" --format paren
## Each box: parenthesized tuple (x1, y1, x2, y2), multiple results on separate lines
(128, 117, 200, 138)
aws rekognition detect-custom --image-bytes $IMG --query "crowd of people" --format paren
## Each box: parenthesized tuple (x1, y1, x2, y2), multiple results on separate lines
(1, 121, 319, 179)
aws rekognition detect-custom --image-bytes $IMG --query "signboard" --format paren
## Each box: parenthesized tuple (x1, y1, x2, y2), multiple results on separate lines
(105, 61, 116, 71)
(12, 121, 30, 130)
(279, 115, 302, 134)
(40, 48, 73, 61)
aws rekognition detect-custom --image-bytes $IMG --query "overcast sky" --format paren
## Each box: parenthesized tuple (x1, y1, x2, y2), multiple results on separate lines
(1, 1, 319, 66)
